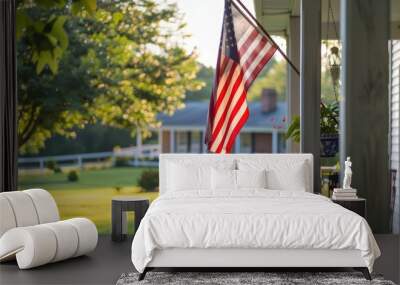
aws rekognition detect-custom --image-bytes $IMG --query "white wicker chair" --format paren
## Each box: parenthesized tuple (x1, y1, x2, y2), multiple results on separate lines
(0, 189, 98, 269)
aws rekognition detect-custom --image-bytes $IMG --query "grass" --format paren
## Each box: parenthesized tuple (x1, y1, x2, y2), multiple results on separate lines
(18, 167, 159, 234)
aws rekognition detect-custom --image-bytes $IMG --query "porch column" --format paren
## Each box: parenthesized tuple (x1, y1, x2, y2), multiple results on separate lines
(234, 134, 241, 153)
(169, 129, 175, 153)
(201, 130, 206, 153)
(158, 128, 162, 154)
(300, 0, 321, 193)
(187, 132, 192, 153)
(272, 130, 278, 153)
(287, 16, 300, 153)
(340, 0, 390, 233)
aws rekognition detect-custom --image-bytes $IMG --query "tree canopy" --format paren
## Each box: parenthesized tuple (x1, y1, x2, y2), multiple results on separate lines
(18, 0, 202, 154)
(16, 0, 97, 74)
(185, 64, 214, 101)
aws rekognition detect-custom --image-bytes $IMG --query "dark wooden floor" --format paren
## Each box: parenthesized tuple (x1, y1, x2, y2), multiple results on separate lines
(0, 235, 399, 285)
(0, 236, 134, 285)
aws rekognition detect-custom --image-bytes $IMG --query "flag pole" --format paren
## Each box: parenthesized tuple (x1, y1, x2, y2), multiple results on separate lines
(231, 0, 300, 76)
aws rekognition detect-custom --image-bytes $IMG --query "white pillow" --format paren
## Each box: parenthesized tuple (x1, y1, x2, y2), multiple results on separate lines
(266, 162, 307, 191)
(237, 159, 308, 191)
(236, 169, 267, 189)
(167, 162, 211, 191)
(211, 168, 236, 190)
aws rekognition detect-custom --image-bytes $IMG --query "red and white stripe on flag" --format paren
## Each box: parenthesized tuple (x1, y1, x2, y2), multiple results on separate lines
(205, 0, 277, 153)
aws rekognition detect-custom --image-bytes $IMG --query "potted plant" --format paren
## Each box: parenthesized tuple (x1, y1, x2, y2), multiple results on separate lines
(320, 101, 339, 157)
(286, 40, 340, 157)
(285, 101, 339, 157)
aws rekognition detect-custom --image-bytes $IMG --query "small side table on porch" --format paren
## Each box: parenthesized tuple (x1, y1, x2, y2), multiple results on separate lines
(332, 197, 366, 218)
(111, 197, 149, 242)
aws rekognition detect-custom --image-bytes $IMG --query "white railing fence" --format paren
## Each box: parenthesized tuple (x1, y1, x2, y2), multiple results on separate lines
(18, 144, 160, 170)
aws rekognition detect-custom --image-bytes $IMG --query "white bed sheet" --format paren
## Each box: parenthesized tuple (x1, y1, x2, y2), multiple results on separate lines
(131, 190, 380, 273)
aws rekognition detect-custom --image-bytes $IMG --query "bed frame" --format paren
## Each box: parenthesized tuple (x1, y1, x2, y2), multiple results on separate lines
(138, 154, 372, 281)
(139, 248, 370, 280)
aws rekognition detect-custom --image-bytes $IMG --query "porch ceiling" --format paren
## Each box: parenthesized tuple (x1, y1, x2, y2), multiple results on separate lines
(253, 0, 400, 39)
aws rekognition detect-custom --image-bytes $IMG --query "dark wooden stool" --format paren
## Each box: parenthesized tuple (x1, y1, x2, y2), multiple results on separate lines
(111, 197, 149, 242)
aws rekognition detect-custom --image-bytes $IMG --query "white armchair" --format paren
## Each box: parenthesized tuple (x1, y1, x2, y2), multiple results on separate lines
(0, 189, 98, 269)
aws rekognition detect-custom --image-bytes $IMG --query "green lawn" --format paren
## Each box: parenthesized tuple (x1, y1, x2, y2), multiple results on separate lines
(19, 167, 159, 233)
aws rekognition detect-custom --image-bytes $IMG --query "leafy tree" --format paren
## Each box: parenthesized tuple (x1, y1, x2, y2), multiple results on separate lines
(30, 124, 133, 157)
(185, 64, 214, 101)
(18, 22, 97, 154)
(84, 1, 202, 136)
(18, 0, 202, 153)
(16, 0, 97, 74)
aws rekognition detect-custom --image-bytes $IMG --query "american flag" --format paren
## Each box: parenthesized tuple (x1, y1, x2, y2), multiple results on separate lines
(205, 0, 277, 153)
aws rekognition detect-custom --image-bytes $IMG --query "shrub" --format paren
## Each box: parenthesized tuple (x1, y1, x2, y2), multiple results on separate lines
(67, 170, 79, 182)
(54, 166, 62, 173)
(46, 160, 63, 173)
(114, 157, 131, 167)
(46, 160, 57, 171)
(138, 169, 159, 192)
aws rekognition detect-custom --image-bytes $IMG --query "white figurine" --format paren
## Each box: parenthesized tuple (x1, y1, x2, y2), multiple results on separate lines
(343, 157, 352, 189)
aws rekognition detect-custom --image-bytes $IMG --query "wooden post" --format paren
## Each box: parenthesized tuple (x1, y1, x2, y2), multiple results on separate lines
(287, 16, 300, 153)
(135, 128, 142, 166)
(158, 128, 162, 155)
(39, 160, 44, 172)
(234, 133, 241, 153)
(201, 130, 206, 153)
(272, 130, 278, 153)
(300, 0, 321, 193)
(187, 131, 192, 153)
(169, 129, 175, 153)
(77, 156, 83, 169)
(340, 0, 390, 233)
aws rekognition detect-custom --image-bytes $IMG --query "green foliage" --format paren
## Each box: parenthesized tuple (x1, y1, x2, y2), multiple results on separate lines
(185, 64, 214, 101)
(16, 0, 97, 74)
(71, 0, 97, 16)
(18, 168, 159, 233)
(34, 124, 133, 156)
(85, 1, 203, 136)
(54, 166, 62, 173)
(285, 102, 339, 142)
(18, 0, 202, 154)
(138, 169, 159, 192)
(320, 101, 339, 134)
(285, 115, 300, 143)
(45, 160, 57, 170)
(17, 20, 97, 154)
(67, 170, 79, 182)
(45, 160, 62, 173)
(114, 157, 131, 167)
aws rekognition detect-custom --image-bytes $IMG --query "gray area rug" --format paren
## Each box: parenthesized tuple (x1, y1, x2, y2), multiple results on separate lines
(116, 272, 396, 285)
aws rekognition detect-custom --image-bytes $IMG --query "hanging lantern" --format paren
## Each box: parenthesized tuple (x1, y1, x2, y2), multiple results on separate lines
(328, 46, 340, 88)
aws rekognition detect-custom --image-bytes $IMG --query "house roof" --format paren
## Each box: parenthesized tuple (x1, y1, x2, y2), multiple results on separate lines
(158, 101, 287, 131)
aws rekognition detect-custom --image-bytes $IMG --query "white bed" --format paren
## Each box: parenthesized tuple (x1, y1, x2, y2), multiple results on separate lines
(131, 154, 380, 280)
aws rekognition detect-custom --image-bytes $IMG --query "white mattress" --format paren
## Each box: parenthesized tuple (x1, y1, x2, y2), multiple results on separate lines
(131, 190, 380, 273)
